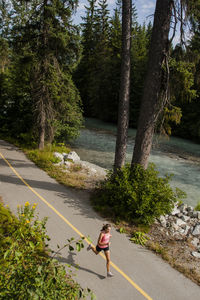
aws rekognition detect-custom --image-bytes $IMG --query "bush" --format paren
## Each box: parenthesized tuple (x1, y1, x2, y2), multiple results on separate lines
(92, 163, 186, 225)
(0, 203, 91, 299)
(194, 202, 200, 211)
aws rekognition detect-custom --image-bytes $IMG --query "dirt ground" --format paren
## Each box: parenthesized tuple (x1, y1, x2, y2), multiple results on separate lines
(147, 223, 200, 286)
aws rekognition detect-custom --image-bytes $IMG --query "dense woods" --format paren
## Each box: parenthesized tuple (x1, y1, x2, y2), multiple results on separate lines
(0, 0, 200, 147)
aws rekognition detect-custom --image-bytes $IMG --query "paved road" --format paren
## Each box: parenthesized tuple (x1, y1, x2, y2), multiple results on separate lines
(0, 139, 200, 300)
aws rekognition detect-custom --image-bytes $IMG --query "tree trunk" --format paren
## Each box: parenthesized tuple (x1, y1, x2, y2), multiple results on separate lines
(131, 0, 173, 169)
(38, 0, 48, 150)
(114, 0, 132, 172)
(38, 105, 45, 150)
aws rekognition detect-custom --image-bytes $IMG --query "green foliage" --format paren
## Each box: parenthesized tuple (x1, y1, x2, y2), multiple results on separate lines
(119, 227, 126, 234)
(0, 203, 91, 299)
(0, 0, 83, 146)
(130, 231, 149, 246)
(169, 57, 197, 103)
(194, 202, 200, 211)
(92, 164, 186, 225)
(130, 22, 152, 127)
(25, 144, 86, 189)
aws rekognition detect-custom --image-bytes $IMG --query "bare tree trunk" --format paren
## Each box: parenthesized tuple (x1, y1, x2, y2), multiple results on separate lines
(38, 106, 45, 149)
(114, 0, 132, 172)
(131, 0, 173, 169)
(38, 0, 48, 150)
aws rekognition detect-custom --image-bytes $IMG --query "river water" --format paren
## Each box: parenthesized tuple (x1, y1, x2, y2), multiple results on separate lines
(71, 118, 200, 207)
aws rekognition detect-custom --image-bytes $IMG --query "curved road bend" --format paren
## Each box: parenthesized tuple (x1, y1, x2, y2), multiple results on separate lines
(0, 140, 200, 300)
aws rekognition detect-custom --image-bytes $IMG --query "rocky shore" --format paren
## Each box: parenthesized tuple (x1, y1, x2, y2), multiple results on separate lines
(53, 150, 200, 285)
(157, 203, 200, 258)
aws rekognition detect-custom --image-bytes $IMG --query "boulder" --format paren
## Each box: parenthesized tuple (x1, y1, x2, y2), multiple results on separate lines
(192, 225, 200, 236)
(159, 215, 167, 227)
(178, 203, 188, 214)
(175, 218, 186, 228)
(54, 152, 64, 162)
(67, 151, 80, 162)
(64, 161, 72, 168)
(171, 206, 180, 216)
(191, 251, 200, 258)
(187, 206, 194, 212)
(181, 215, 190, 222)
(191, 237, 199, 248)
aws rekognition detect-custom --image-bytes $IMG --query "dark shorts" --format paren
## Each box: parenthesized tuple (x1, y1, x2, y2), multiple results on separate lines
(96, 245, 109, 252)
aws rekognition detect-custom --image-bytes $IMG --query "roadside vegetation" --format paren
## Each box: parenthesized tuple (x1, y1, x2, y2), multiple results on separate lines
(92, 163, 186, 225)
(26, 144, 87, 189)
(0, 198, 93, 300)
(0, 137, 88, 189)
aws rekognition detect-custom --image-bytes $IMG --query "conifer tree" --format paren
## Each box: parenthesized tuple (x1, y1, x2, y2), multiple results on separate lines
(89, 0, 111, 117)
(1, 0, 82, 148)
(74, 0, 98, 116)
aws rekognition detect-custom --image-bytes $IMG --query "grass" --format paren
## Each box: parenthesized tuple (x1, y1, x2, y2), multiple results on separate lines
(24, 146, 87, 189)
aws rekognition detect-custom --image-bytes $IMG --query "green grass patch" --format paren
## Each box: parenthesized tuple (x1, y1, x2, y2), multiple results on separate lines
(25, 145, 86, 189)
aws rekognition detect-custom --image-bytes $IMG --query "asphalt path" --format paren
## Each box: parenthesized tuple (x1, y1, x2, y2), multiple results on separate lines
(0, 139, 200, 300)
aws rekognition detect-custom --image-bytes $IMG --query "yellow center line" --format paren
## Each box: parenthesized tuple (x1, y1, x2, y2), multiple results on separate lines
(0, 151, 153, 300)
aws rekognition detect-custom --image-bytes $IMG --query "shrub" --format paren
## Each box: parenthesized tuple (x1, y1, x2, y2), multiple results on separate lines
(130, 232, 149, 246)
(92, 163, 186, 225)
(0, 203, 91, 299)
(194, 202, 200, 211)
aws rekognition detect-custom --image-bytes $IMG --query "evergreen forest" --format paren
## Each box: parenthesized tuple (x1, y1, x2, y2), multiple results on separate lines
(0, 0, 200, 148)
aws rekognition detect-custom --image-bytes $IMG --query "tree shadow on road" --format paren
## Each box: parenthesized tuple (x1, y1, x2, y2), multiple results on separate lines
(55, 251, 106, 280)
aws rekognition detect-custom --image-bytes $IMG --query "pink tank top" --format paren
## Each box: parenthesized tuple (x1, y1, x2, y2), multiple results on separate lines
(98, 232, 111, 248)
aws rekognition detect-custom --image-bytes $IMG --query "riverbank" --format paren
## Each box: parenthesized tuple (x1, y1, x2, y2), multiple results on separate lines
(57, 152, 200, 286)
(71, 123, 200, 207)
(15, 144, 200, 287)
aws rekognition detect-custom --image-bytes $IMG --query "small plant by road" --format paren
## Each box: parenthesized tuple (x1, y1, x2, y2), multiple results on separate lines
(130, 231, 149, 246)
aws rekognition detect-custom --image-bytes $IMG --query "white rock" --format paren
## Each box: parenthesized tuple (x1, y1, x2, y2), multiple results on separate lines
(89, 168, 97, 174)
(192, 211, 198, 218)
(183, 225, 190, 236)
(178, 228, 185, 235)
(171, 223, 180, 231)
(159, 215, 167, 227)
(54, 152, 64, 161)
(67, 151, 80, 162)
(187, 206, 194, 212)
(178, 203, 188, 214)
(191, 251, 200, 258)
(191, 237, 199, 247)
(192, 225, 200, 236)
(175, 218, 186, 228)
(197, 212, 200, 220)
(171, 206, 180, 216)
(181, 215, 190, 222)
(80, 161, 106, 177)
(54, 162, 63, 166)
(64, 161, 72, 167)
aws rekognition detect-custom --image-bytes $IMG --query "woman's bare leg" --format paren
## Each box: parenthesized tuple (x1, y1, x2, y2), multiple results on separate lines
(91, 245, 99, 255)
(104, 250, 110, 273)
